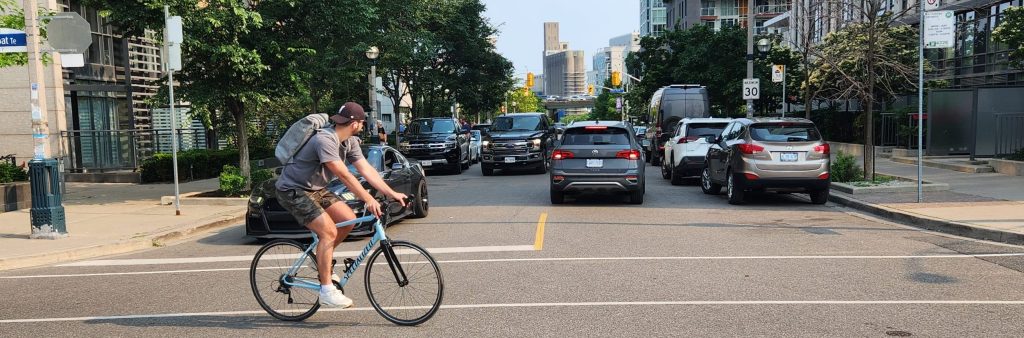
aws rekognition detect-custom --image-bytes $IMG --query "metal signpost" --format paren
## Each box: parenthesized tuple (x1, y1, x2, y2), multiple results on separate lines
(165, 6, 184, 215)
(918, 1, 952, 203)
(772, 65, 785, 117)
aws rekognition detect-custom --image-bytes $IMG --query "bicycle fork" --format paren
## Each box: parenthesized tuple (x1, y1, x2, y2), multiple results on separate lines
(380, 240, 410, 287)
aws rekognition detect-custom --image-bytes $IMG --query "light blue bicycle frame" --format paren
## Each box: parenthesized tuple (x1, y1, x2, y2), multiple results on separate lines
(280, 215, 385, 291)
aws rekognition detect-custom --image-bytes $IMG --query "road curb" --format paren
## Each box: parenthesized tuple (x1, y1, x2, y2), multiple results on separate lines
(828, 193, 1024, 246)
(0, 210, 244, 272)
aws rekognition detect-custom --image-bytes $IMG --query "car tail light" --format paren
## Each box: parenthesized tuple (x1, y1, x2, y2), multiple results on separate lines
(814, 143, 830, 155)
(584, 126, 607, 130)
(737, 143, 764, 154)
(744, 173, 760, 180)
(552, 175, 565, 183)
(818, 172, 830, 180)
(616, 150, 641, 160)
(552, 150, 574, 160)
(625, 175, 638, 182)
(677, 136, 700, 144)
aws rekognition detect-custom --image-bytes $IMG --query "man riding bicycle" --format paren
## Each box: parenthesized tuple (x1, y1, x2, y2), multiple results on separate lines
(275, 102, 407, 308)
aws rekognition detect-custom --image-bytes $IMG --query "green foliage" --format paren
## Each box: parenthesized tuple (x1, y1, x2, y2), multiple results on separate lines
(0, 163, 28, 184)
(1005, 148, 1024, 161)
(993, 7, 1024, 69)
(810, 20, 919, 103)
(140, 149, 240, 183)
(559, 113, 594, 125)
(507, 88, 542, 114)
(218, 165, 247, 197)
(591, 78, 622, 121)
(250, 168, 273, 187)
(830, 151, 864, 183)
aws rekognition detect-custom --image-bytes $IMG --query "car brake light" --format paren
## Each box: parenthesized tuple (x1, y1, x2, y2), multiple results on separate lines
(677, 136, 700, 144)
(584, 126, 607, 130)
(625, 175, 638, 181)
(737, 143, 764, 154)
(744, 173, 760, 180)
(814, 144, 830, 155)
(818, 172, 830, 180)
(616, 150, 641, 160)
(552, 150, 574, 160)
(553, 175, 565, 182)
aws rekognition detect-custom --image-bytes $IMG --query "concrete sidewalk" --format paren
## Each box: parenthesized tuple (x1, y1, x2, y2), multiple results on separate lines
(0, 179, 245, 271)
(831, 157, 1024, 244)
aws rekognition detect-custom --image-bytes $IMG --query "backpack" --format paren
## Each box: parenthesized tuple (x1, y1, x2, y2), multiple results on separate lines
(275, 113, 330, 165)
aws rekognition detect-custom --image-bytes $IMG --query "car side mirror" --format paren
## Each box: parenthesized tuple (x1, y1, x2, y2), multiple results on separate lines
(706, 136, 718, 144)
(391, 163, 404, 170)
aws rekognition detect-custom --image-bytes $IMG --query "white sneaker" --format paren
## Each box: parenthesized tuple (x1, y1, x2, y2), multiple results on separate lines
(319, 284, 353, 308)
(331, 272, 341, 284)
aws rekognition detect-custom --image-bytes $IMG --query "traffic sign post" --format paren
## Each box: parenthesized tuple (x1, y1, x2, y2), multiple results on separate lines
(916, 2, 951, 203)
(742, 79, 760, 100)
(165, 6, 184, 216)
(773, 65, 786, 117)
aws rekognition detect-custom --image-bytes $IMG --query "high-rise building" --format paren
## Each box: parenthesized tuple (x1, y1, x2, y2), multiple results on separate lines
(662, 0, 702, 31)
(692, 0, 789, 34)
(640, 0, 668, 37)
(609, 32, 641, 53)
(541, 22, 586, 97)
(592, 46, 627, 92)
(544, 22, 561, 55)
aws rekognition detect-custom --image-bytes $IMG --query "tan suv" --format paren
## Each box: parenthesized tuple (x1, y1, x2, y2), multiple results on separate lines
(700, 118, 830, 205)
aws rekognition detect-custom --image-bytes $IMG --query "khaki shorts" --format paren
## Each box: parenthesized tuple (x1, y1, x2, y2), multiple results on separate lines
(276, 188, 343, 226)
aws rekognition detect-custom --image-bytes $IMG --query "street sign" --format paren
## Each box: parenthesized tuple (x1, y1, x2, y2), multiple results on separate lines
(924, 11, 955, 49)
(0, 28, 28, 53)
(924, 0, 941, 11)
(742, 79, 760, 100)
(44, 12, 93, 54)
(615, 97, 623, 109)
(772, 65, 785, 83)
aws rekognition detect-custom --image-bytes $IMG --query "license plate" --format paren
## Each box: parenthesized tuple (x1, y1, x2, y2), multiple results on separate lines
(504, 157, 517, 163)
(586, 159, 604, 168)
(780, 152, 799, 162)
(420, 160, 432, 167)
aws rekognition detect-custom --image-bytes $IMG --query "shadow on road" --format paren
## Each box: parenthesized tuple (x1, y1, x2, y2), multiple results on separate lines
(83, 314, 397, 330)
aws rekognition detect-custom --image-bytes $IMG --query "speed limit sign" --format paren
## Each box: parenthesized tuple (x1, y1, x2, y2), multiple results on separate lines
(742, 79, 760, 100)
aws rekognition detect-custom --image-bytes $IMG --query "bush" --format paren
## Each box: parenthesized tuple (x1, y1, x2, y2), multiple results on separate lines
(830, 151, 863, 183)
(0, 163, 28, 184)
(1006, 148, 1024, 162)
(219, 165, 247, 197)
(140, 149, 239, 183)
(250, 168, 274, 187)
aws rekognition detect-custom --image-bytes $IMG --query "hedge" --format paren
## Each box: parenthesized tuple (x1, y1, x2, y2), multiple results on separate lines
(141, 149, 240, 183)
(0, 163, 28, 184)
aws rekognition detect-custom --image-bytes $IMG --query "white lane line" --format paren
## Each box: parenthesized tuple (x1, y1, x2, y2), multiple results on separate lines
(56, 245, 536, 267)
(3, 300, 1024, 324)
(7, 253, 1024, 279)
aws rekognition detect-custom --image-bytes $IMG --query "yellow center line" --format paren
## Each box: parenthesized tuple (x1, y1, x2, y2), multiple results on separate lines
(534, 213, 548, 251)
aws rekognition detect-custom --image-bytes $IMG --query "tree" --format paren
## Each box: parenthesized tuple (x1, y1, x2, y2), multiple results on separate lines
(754, 36, 803, 116)
(506, 87, 541, 113)
(809, 1, 917, 180)
(592, 79, 622, 120)
(993, 6, 1024, 69)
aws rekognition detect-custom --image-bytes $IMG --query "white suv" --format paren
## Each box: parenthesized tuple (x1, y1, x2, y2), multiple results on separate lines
(661, 118, 732, 185)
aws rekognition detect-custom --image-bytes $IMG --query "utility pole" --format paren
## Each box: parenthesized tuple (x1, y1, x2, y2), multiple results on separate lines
(24, 0, 49, 159)
(745, 0, 755, 118)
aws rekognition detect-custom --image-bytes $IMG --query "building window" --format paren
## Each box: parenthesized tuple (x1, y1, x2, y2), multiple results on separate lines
(721, 18, 738, 28)
(701, 0, 716, 16)
(721, 0, 739, 16)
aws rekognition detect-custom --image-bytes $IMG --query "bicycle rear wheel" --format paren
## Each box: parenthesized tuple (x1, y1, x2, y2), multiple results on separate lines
(250, 239, 321, 321)
(364, 240, 444, 326)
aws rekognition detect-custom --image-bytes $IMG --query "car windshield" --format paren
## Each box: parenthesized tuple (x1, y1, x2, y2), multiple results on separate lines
(561, 127, 631, 145)
(350, 147, 382, 173)
(491, 116, 541, 131)
(685, 123, 728, 138)
(750, 123, 822, 142)
(408, 119, 456, 134)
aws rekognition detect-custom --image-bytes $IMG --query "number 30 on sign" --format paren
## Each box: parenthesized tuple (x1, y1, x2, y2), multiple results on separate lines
(742, 79, 760, 100)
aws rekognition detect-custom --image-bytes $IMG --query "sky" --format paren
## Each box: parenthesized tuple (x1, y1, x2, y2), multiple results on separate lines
(482, 0, 641, 78)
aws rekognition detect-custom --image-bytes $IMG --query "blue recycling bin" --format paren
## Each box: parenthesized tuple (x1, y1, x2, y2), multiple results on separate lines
(29, 159, 66, 238)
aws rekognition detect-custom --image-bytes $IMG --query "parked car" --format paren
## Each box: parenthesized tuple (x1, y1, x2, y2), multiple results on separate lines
(470, 130, 482, 164)
(549, 121, 646, 204)
(471, 123, 492, 134)
(701, 118, 831, 205)
(633, 126, 650, 159)
(480, 113, 556, 175)
(398, 117, 471, 174)
(661, 118, 731, 185)
(645, 84, 710, 166)
(246, 145, 428, 238)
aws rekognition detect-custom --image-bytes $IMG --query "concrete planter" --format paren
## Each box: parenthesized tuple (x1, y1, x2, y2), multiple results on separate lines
(988, 159, 1024, 176)
(160, 191, 248, 206)
(828, 142, 888, 158)
(1, 182, 31, 213)
(890, 148, 922, 158)
(830, 175, 949, 194)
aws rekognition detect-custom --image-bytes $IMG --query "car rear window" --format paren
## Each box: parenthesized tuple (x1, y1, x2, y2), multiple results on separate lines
(685, 123, 728, 138)
(750, 123, 822, 142)
(562, 127, 631, 145)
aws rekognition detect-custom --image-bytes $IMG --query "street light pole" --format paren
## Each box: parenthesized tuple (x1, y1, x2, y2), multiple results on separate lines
(745, 0, 755, 118)
(366, 46, 379, 143)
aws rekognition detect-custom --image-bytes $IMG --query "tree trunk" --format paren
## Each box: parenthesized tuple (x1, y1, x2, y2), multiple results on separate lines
(864, 26, 877, 181)
(230, 99, 251, 192)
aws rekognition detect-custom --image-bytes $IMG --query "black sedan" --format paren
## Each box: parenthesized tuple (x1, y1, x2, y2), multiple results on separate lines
(246, 145, 429, 238)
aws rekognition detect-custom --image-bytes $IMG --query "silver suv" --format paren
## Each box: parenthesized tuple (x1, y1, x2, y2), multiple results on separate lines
(550, 121, 645, 204)
(701, 118, 831, 205)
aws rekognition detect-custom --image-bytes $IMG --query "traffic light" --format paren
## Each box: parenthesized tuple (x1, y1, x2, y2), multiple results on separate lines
(526, 72, 534, 88)
(611, 71, 621, 87)
(587, 84, 594, 95)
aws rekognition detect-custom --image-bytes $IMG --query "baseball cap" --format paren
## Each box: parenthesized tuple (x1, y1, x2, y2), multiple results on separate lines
(330, 102, 367, 124)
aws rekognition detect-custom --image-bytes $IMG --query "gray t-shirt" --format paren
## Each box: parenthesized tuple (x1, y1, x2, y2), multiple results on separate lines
(276, 129, 364, 191)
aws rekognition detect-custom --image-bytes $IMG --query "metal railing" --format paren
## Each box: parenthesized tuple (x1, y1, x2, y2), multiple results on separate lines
(994, 113, 1024, 157)
(756, 4, 789, 14)
(59, 128, 210, 172)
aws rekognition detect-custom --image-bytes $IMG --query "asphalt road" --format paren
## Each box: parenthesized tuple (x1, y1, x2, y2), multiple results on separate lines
(2, 162, 1023, 337)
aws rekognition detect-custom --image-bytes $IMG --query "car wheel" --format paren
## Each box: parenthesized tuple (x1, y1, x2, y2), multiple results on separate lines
(482, 164, 494, 176)
(629, 188, 644, 204)
(726, 170, 746, 205)
(651, 153, 661, 166)
(661, 155, 671, 179)
(411, 179, 429, 218)
(550, 189, 564, 204)
(810, 189, 829, 205)
(670, 161, 685, 186)
(700, 166, 722, 195)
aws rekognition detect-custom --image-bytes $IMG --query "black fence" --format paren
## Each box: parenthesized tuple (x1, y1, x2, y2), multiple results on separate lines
(995, 113, 1024, 157)
(60, 129, 211, 172)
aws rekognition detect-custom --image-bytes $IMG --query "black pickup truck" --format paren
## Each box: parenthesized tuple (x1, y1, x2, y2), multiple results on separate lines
(480, 113, 556, 176)
(398, 117, 471, 174)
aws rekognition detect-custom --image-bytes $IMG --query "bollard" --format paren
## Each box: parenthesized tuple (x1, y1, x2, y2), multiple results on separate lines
(29, 159, 67, 239)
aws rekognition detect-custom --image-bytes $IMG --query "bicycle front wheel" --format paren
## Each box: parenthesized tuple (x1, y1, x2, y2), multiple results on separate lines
(250, 239, 321, 321)
(364, 240, 444, 326)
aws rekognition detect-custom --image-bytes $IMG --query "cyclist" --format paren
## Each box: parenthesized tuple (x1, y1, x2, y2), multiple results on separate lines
(275, 102, 407, 308)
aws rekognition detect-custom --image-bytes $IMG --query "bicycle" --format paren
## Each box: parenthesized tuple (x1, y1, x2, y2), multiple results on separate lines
(249, 206, 444, 325)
